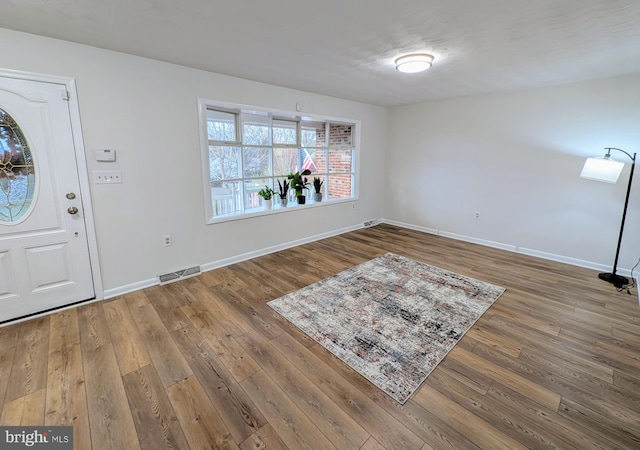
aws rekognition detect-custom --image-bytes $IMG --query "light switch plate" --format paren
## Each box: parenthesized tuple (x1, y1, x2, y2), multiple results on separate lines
(94, 170, 122, 184)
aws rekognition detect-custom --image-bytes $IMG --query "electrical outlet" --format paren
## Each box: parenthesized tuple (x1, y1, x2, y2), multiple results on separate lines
(94, 170, 122, 184)
(475, 212, 480, 220)
(163, 235, 172, 247)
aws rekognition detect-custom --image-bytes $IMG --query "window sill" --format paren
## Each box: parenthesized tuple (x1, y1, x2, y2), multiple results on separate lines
(206, 197, 358, 225)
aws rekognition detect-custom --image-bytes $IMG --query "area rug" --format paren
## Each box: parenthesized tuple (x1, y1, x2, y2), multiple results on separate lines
(268, 252, 505, 404)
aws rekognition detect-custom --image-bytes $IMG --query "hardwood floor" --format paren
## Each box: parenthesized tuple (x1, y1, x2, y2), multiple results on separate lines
(1, 223, 639, 449)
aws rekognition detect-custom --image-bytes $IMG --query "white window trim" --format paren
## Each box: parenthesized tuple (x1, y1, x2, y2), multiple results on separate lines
(197, 98, 360, 224)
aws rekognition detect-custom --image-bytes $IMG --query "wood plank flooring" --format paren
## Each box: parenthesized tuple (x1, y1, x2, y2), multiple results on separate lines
(1, 223, 640, 449)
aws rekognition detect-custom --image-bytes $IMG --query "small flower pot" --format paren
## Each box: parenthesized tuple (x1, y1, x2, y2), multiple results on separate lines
(280, 197, 288, 207)
(313, 192, 322, 202)
(297, 195, 306, 205)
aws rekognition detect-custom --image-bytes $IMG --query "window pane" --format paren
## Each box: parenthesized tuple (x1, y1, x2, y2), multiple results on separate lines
(301, 121, 325, 147)
(328, 148, 354, 173)
(243, 147, 270, 178)
(242, 112, 270, 145)
(273, 148, 298, 176)
(301, 148, 318, 173)
(211, 181, 241, 216)
(327, 174, 353, 199)
(307, 148, 326, 173)
(273, 119, 298, 145)
(207, 109, 237, 142)
(209, 146, 241, 180)
(244, 178, 270, 210)
(0, 109, 36, 222)
(329, 124, 353, 147)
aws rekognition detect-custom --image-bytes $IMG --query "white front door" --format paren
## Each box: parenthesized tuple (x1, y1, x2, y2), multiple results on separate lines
(0, 75, 95, 322)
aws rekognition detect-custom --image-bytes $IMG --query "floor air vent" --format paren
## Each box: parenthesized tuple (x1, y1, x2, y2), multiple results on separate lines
(159, 265, 201, 285)
(364, 219, 379, 227)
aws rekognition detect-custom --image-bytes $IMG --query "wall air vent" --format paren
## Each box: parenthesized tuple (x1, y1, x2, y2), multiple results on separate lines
(159, 265, 201, 285)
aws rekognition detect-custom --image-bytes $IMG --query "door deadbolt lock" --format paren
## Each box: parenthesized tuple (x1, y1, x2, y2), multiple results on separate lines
(67, 206, 79, 215)
(66, 192, 76, 200)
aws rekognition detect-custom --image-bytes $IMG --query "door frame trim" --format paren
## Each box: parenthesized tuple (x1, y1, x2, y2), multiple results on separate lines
(0, 68, 104, 302)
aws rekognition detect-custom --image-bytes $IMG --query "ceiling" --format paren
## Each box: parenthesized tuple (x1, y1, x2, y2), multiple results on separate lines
(2, 0, 640, 107)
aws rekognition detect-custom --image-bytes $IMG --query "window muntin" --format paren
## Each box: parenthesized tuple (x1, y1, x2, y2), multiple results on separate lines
(201, 102, 357, 222)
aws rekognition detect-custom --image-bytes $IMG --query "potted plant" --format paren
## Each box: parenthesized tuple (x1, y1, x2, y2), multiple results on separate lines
(277, 179, 290, 207)
(287, 169, 311, 204)
(258, 186, 275, 210)
(312, 177, 324, 202)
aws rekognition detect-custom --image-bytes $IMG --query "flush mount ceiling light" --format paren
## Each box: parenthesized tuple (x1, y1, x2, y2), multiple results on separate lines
(395, 54, 434, 73)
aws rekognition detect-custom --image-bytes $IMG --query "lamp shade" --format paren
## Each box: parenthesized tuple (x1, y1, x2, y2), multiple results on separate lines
(580, 157, 624, 183)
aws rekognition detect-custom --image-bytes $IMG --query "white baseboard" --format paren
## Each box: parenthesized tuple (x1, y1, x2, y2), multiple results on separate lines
(104, 223, 364, 298)
(10, 219, 636, 329)
(381, 219, 626, 275)
(516, 247, 610, 273)
(200, 223, 362, 272)
(439, 231, 517, 252)
(382, 219, 438, 236)
(104, 219, 640, 301)
(103, 277, 159, 299)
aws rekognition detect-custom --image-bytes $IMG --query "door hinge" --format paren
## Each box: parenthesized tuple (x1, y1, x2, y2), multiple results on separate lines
(61, 89, 70, 101)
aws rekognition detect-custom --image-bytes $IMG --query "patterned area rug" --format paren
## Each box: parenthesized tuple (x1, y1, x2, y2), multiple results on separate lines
(268, 253, 505, 404)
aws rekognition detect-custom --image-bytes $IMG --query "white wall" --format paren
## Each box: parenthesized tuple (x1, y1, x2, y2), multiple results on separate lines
(4, 26, 639, 295)
(0, 28, 387, 294)
(387, 74, 640, 272)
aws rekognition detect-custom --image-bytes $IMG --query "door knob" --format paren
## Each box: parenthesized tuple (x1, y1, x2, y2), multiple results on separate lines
(67, 206, 79, 215)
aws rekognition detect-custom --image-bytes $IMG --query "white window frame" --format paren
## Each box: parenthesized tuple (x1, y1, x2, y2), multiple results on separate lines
(198, 99, 360, 224)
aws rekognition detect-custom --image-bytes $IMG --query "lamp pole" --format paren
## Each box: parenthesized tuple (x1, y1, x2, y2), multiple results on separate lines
(599, 148, 636, 287)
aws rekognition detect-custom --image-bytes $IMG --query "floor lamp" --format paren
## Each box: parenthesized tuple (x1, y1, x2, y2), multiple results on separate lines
(580, 147, 637, 288)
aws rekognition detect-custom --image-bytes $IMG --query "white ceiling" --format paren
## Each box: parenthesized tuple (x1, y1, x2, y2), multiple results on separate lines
(2, 0, 640, 107)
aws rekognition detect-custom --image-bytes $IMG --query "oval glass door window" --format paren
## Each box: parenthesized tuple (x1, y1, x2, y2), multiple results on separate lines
(0, 108, 36, 223)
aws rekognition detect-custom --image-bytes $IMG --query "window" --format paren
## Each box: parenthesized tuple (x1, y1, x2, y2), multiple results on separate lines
(199, 100, 358, 222)
(0, 108, 35, 223)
